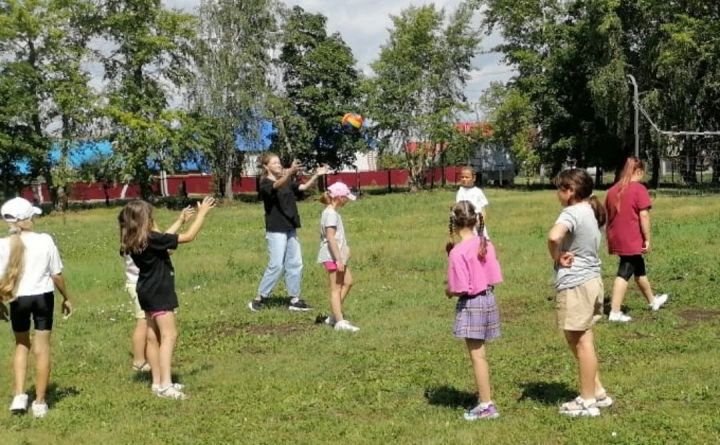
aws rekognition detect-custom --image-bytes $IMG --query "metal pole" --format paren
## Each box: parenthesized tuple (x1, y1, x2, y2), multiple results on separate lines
(627, 74, 639, 158)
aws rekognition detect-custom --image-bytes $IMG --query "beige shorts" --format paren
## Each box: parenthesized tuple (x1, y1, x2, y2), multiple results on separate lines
(125, 282, 146, 320)
(555, 277, 604, 331)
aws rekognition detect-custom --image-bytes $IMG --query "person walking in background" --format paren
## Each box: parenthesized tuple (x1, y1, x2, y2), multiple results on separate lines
(248, 153, 328, 312)
(605, 157, 668, 322)
(317, 182, 359, 332)
(446, 200, 503, 421)
(548, 169, 613, 417)
(0, 197, 73, 418)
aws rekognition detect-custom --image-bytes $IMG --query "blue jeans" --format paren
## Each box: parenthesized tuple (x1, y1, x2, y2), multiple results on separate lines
(257, 230, 303, 298)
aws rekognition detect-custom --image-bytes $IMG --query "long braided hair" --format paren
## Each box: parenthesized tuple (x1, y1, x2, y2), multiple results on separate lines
(445, 200, 488, 259)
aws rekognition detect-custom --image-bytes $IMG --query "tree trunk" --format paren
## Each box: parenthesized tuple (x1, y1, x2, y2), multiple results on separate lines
(682, 139, 698, 185)
(649, 144, 660, 189)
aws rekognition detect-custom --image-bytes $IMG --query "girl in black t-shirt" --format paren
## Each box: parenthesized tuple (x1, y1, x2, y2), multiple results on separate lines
(119, 197, 215, 400)
(249, 152, 327, 312)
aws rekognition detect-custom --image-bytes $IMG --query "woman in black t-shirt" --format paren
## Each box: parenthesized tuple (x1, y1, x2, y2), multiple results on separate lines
(119, 197, 215, 400)
(249, 153, 327, 312)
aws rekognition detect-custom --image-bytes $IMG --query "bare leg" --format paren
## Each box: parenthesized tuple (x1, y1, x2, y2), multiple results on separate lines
(328, 270, 344, 322)
(610, 277, 629, 313)
(564, 330, 605, 397)
(465, 339, 492, 403)
(32, 331, 51, 403)
(154, 312, 178, 387)
(564, 330, 601, 400)
(145, 315, 161, 386)
(12, 332, 31, 396)
(132, 318, 148, 366)
(635, 276, 655, 304)
(340, 267, 353, 303)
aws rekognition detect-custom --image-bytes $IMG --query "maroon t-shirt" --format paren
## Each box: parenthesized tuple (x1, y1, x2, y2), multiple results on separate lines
(605, 182, 652, 255)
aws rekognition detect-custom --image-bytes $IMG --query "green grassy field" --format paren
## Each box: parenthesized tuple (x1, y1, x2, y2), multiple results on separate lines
(0, 189, 718, 444)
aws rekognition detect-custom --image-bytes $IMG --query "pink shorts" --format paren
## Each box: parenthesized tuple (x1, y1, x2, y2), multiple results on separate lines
(147, 310, 171, 319)
(323, 261, 338, 272)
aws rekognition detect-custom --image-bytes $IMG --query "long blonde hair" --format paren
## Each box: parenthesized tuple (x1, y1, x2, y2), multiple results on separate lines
(119, 200, 154, 255)
(259, 152, 279, 179)
(0, 219, 33, 302)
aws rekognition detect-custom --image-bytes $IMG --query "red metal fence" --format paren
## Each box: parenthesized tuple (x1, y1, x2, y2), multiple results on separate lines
(20, 166, 465, 203)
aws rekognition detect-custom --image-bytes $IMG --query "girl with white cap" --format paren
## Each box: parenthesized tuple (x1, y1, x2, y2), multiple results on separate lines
(0, 197, 73, 418)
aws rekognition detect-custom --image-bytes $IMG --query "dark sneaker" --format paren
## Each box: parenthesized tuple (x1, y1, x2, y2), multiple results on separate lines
(248, 299, 266, 312)
(288, 298, 312, 312)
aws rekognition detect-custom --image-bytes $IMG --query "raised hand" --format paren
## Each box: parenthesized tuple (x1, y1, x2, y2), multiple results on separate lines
(180, 205, 196, 223)
(197, 196, 216, 214)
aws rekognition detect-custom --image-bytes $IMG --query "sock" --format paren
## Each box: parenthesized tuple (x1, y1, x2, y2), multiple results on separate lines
(290, 297, 300, 304)
(478, 400, 493, 409)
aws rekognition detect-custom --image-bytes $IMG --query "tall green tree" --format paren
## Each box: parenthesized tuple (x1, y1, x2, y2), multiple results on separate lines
(193, 0, 277, 199)
(272, 5, 365, 169)
(366, 1, 481, 189)
(0, 0, 95, 205)
(99, 0, 196, 198)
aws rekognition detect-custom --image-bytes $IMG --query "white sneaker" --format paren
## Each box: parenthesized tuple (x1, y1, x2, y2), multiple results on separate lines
(156, 385, 187, 400)
(334, 320, 359, 332)
(559, 397, 600, 417)
(650, 294, 668, 311)
(152, 382, 185, 394)
(9, 393, 28, 412)
(324, 316, 336, 326)
(608, 311, 632, 322)
(31, 401, 48, 418)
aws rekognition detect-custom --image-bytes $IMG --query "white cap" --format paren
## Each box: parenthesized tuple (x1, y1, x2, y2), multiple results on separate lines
(1, 197, 42, 223)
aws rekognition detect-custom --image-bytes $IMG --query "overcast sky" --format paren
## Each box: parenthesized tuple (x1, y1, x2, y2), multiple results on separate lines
(166, 0, 514, 115)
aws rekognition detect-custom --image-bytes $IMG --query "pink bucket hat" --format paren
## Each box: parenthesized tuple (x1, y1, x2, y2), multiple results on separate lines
(327, 182, 356, 201)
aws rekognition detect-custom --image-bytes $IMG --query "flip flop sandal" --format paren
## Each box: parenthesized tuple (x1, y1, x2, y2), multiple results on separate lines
(132, 362, 151, 372)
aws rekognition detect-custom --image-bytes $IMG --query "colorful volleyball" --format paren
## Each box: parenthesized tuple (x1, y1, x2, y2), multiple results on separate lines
(341, 113, 363, 131)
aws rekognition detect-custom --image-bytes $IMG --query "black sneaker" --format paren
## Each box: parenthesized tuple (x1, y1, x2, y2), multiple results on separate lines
(248, 298, 266, 312)
(288, 298, 312, 312)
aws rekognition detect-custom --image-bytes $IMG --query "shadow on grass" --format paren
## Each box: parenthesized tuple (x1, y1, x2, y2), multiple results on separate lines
(25, 383, 81, 407)
(424, 385, 476, 409)
(518, 382, 575, 405)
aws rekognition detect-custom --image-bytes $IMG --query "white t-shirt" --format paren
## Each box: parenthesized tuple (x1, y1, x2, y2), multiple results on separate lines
(0, 232, 63, 296)
(455, 186, 490, 238)
(124, 254, 139, 284)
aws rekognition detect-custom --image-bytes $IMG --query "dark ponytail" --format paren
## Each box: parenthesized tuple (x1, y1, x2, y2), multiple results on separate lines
(555, 169, 607, 228)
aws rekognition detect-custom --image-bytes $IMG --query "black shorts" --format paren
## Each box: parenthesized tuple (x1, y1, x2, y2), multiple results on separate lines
(10, 292, 55, 332)
(617, 255, 647, 281)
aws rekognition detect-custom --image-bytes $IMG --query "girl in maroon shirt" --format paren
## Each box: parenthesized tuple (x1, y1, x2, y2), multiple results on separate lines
(605, 157, 668, 322)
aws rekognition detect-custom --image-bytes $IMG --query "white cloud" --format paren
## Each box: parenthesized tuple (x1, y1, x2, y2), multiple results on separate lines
(166, 0, 515, 106)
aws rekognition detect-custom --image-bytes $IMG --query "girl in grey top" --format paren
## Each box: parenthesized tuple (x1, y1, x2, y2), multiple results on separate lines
(547, 169, 613, 418)
(317, 182, 359, 332)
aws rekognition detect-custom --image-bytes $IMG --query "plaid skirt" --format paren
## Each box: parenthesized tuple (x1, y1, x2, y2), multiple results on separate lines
(453, 289, 501, 340)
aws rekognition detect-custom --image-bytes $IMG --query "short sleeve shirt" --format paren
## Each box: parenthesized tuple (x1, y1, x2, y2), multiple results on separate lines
(259, 177, 303, 231)
(447, 236, 503, 295)
(456, 186, 490, 238)
(553, 203, 602, 290)
(130, 232, 179, 312)
(0, 232, 63, 297)
(317, 207, 349, 263)
(605, 182, 652, 255)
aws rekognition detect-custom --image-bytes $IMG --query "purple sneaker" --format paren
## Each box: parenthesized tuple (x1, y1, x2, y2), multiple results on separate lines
(464, 403, 500, 421)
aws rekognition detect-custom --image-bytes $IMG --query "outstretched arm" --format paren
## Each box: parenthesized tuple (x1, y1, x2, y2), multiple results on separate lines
(165, 206, 196, 234)
(178, 197, 216, 244)
(298, 165, 329, 191)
